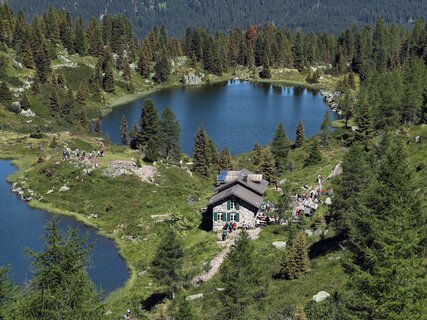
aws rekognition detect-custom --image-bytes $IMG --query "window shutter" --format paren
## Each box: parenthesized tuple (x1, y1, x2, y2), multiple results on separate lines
(227, 199, 231, 210)
(236, 199, 240, 210)
(227, 212, 231, 222)
(214, 212, 218, 221)
(222, 213, 227, 221)
(236, 213, 240, 222)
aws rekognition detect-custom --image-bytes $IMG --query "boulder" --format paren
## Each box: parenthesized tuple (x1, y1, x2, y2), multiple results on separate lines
(312, 291, 330, 303)
(20, 109, 36, 117)
(59, 185, 70, 192)
(46, 189, 54, 195)
(183, 73, 202, 86)
(272, 241, 287, 249)
(186, 293, 203, 301)
(325, 197, 332, 205)
(314, 229, 323, 237)
(305, 229, 314, 237)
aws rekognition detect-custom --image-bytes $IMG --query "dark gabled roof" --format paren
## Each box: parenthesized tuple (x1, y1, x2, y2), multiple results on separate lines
(214, 168, 268, 195)
(208, 184, 264, 209)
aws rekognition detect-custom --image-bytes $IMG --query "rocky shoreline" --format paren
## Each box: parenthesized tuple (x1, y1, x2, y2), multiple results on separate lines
(320, 91, 342, 114)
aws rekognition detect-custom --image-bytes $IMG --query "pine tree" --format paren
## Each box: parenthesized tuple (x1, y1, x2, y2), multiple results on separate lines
(16, 219, 102, 319)
(208, 138, 219, 167)
(20, 94, 31, 111)
(193, 127, 211, 177)
(280, 231, 310, 279)
(271, 123, 291, 174)
(151, 227, 184, 298)
(175, 298, 197, 320)
(61, 89, 74, 121)
(103, 62, 115, 93)
(346, 138, 427, 319)
(49, 86, 60, 114)
(138, 98, 160, 159)
(320, 112, 331, 145)
(32, 76, 40, 95)
(60, 12, 75, 53)
(74, 17, 87, 55)
(218, 147, 233, 171)
(294, 120, 305, 148)
(219, 231, 265, 319)
(154, 49, 171, 83)
(354, 94, 374, 145)
(129, 123, 139, 149)
(122, 56, 131, 81)
(56, 72, 66, 89)
(120, 114, 129, 145)
(304, 140, 322, 166)
(76, 82, 88, 106)
(331, 144, 372, 234)
(77, 107, 90, 133)
(159, 107, 181, 160)
(253, 142, 263, 166)
(22, 40, 34, 69)
(260, 148, 275, 183)
(0, 82, 12, 105)
(0, 267, 16, 319)
(340, 92, 353, 128)
(137, 50, 150, 78)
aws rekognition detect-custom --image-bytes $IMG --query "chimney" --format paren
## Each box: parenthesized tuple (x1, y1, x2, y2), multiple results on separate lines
(242, 174, 248, 182)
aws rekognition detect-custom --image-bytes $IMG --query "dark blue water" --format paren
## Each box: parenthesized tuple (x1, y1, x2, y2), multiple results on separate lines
(102, 81, 337, 155)
(0, 160, 129, 296)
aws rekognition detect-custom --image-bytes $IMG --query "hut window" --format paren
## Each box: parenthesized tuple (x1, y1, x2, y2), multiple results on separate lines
(230, 196, 236, 209)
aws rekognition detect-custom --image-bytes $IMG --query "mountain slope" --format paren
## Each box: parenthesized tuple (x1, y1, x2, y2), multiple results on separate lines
(8, 0, 427, 36)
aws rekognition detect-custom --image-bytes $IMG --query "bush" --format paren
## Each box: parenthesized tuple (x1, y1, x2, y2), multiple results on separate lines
(30, 130, 44, 139)
(7, 102, 21, 114)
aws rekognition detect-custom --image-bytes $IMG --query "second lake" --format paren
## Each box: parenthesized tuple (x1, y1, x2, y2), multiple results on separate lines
(101, 81, 337, 155)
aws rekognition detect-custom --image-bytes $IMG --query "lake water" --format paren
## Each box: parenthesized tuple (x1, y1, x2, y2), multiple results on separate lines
(0, 160, 129, 296)
(102, 81, 338, 155)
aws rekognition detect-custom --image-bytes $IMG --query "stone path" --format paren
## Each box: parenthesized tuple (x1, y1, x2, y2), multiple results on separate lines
(192, 227, 262, 286)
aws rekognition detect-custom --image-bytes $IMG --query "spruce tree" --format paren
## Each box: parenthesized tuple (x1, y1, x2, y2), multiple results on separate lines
(122, 56, 131, 81)
(193, 127, 211, 177)
(294, 120, 305, 148)
(347, 139, 427, 319)
(22, 40, 34, 69)
(175, 298, 197, 320)
(280, 231, 310, 279)
(94, 118, 102, 134)
(32, 76, 40, 95)
(120, 114, 129, 145)
(271, 123, 291, 174)
(304, 140, 322, 166)
(61, 89, 74, 121)
(103, 62, 115, 93)
(0, 267, 16, 319)
(137, 50, 150, 78)
(20, 94, 31, 111)
(260, 148, 276, 183)
(219, 231, 265, 319)
(129, 123, 139, 149)
(76, 82, 88, 106)
(151, 227, 184, 299)
(253, 142, 263, 166)
(218, 147, 233, 171)
(320, 112, 331, 145)
(138, 98, 160, 159)
(49, 86, 60, 114)
(77, 107, 90, 133)
(154, 49, 171, 83)
(16, 219, 102, 319)
(159, 107, 181, 160)
(74, 17, 87, 55)
(354, 94, 374, 145)
(0, 82, 12, 105)
(208, 138, 219, 167)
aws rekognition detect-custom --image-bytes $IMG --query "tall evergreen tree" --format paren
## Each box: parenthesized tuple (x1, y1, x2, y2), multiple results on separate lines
(14, 219, 102, 319)
(304, 140, 322, 166)
(20, 94, 31, 111)
(151, 227, 184, 299)
(154, 49, 171, 83)
(103, 62, 115, 93)
(74, 17, 87, 55)
(294, 120, 305, 148)
(159, 107, 181, 160)
(219, 231, 265, 319)
(218, 147, 233, 171)
(260, 148, 276, 183)
(120, 114, 129, 145)
(137, 49, 150, 78)
(49, 86, 60, 114)
(271, 123, 291, 174)
(347, 138, 427, 319)
(253, 142, 263, 166)
(193, 127, 211, 177)
(280, 231, 310, 279)
(138, 98, 160, 160)
(175, 298, 197, 320)
(0, 82, 12, 105)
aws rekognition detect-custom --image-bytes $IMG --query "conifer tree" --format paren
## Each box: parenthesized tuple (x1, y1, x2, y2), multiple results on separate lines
(74, 17, 87, 55)
(129, 123, 139, 149)
(122, 56, 131, 81)
(56, 72, 66, 89)
(354, 95, 374, 145)
(103, 62, 115, 93)
(218, 147, 233, 171)
(15, 219, 102, 319)
(138, 99, 160, 160)
(22, 40, 34, 69)
(61, 89, 74, 121)
(49, 86, 60, 114)
(76, 82, 88, 106)
(253, 142, 263, 166)
(208, 139, 219, 167)
(320, 112, 331, 145)
(294, 120, 305, 148)
(175, 298, 197, 320)
(159, 107, 181, 160)
(154, 49, 171, 83)
(13, 10, 26, 50)
(347, 139, 427, 319)
(151, 227, 184, 299)
(94, 118, 102, 134)
(0, 267, 15, 318)
(193, 127, 211, 177)
(77, 107, 90, 133)
(294, 305, 308, 320)
(137, 50, 150, 78)
(219, 231, 265, 319)
(0, 82, 12, 105)
(20, 94, 31, 111)
(271, 123, 291, 174)
(31, 76, 40, 95)
(120, 114, 129, 145)
(60, 12, 75, 53)
(280, 231, 310, 279)
(304, 140, 322, 166)
(260, 148, 276, 183)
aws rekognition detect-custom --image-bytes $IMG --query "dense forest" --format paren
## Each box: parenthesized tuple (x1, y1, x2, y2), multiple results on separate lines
(7, 0, 427, 36)
(1, 2, 427, 319)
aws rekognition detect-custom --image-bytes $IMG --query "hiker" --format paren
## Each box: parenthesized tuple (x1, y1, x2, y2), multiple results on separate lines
(232, 221, 237, 230)
(100, 149, 104, 157)
(223, 222, 229, 231)
(222, 230, 227, 241)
